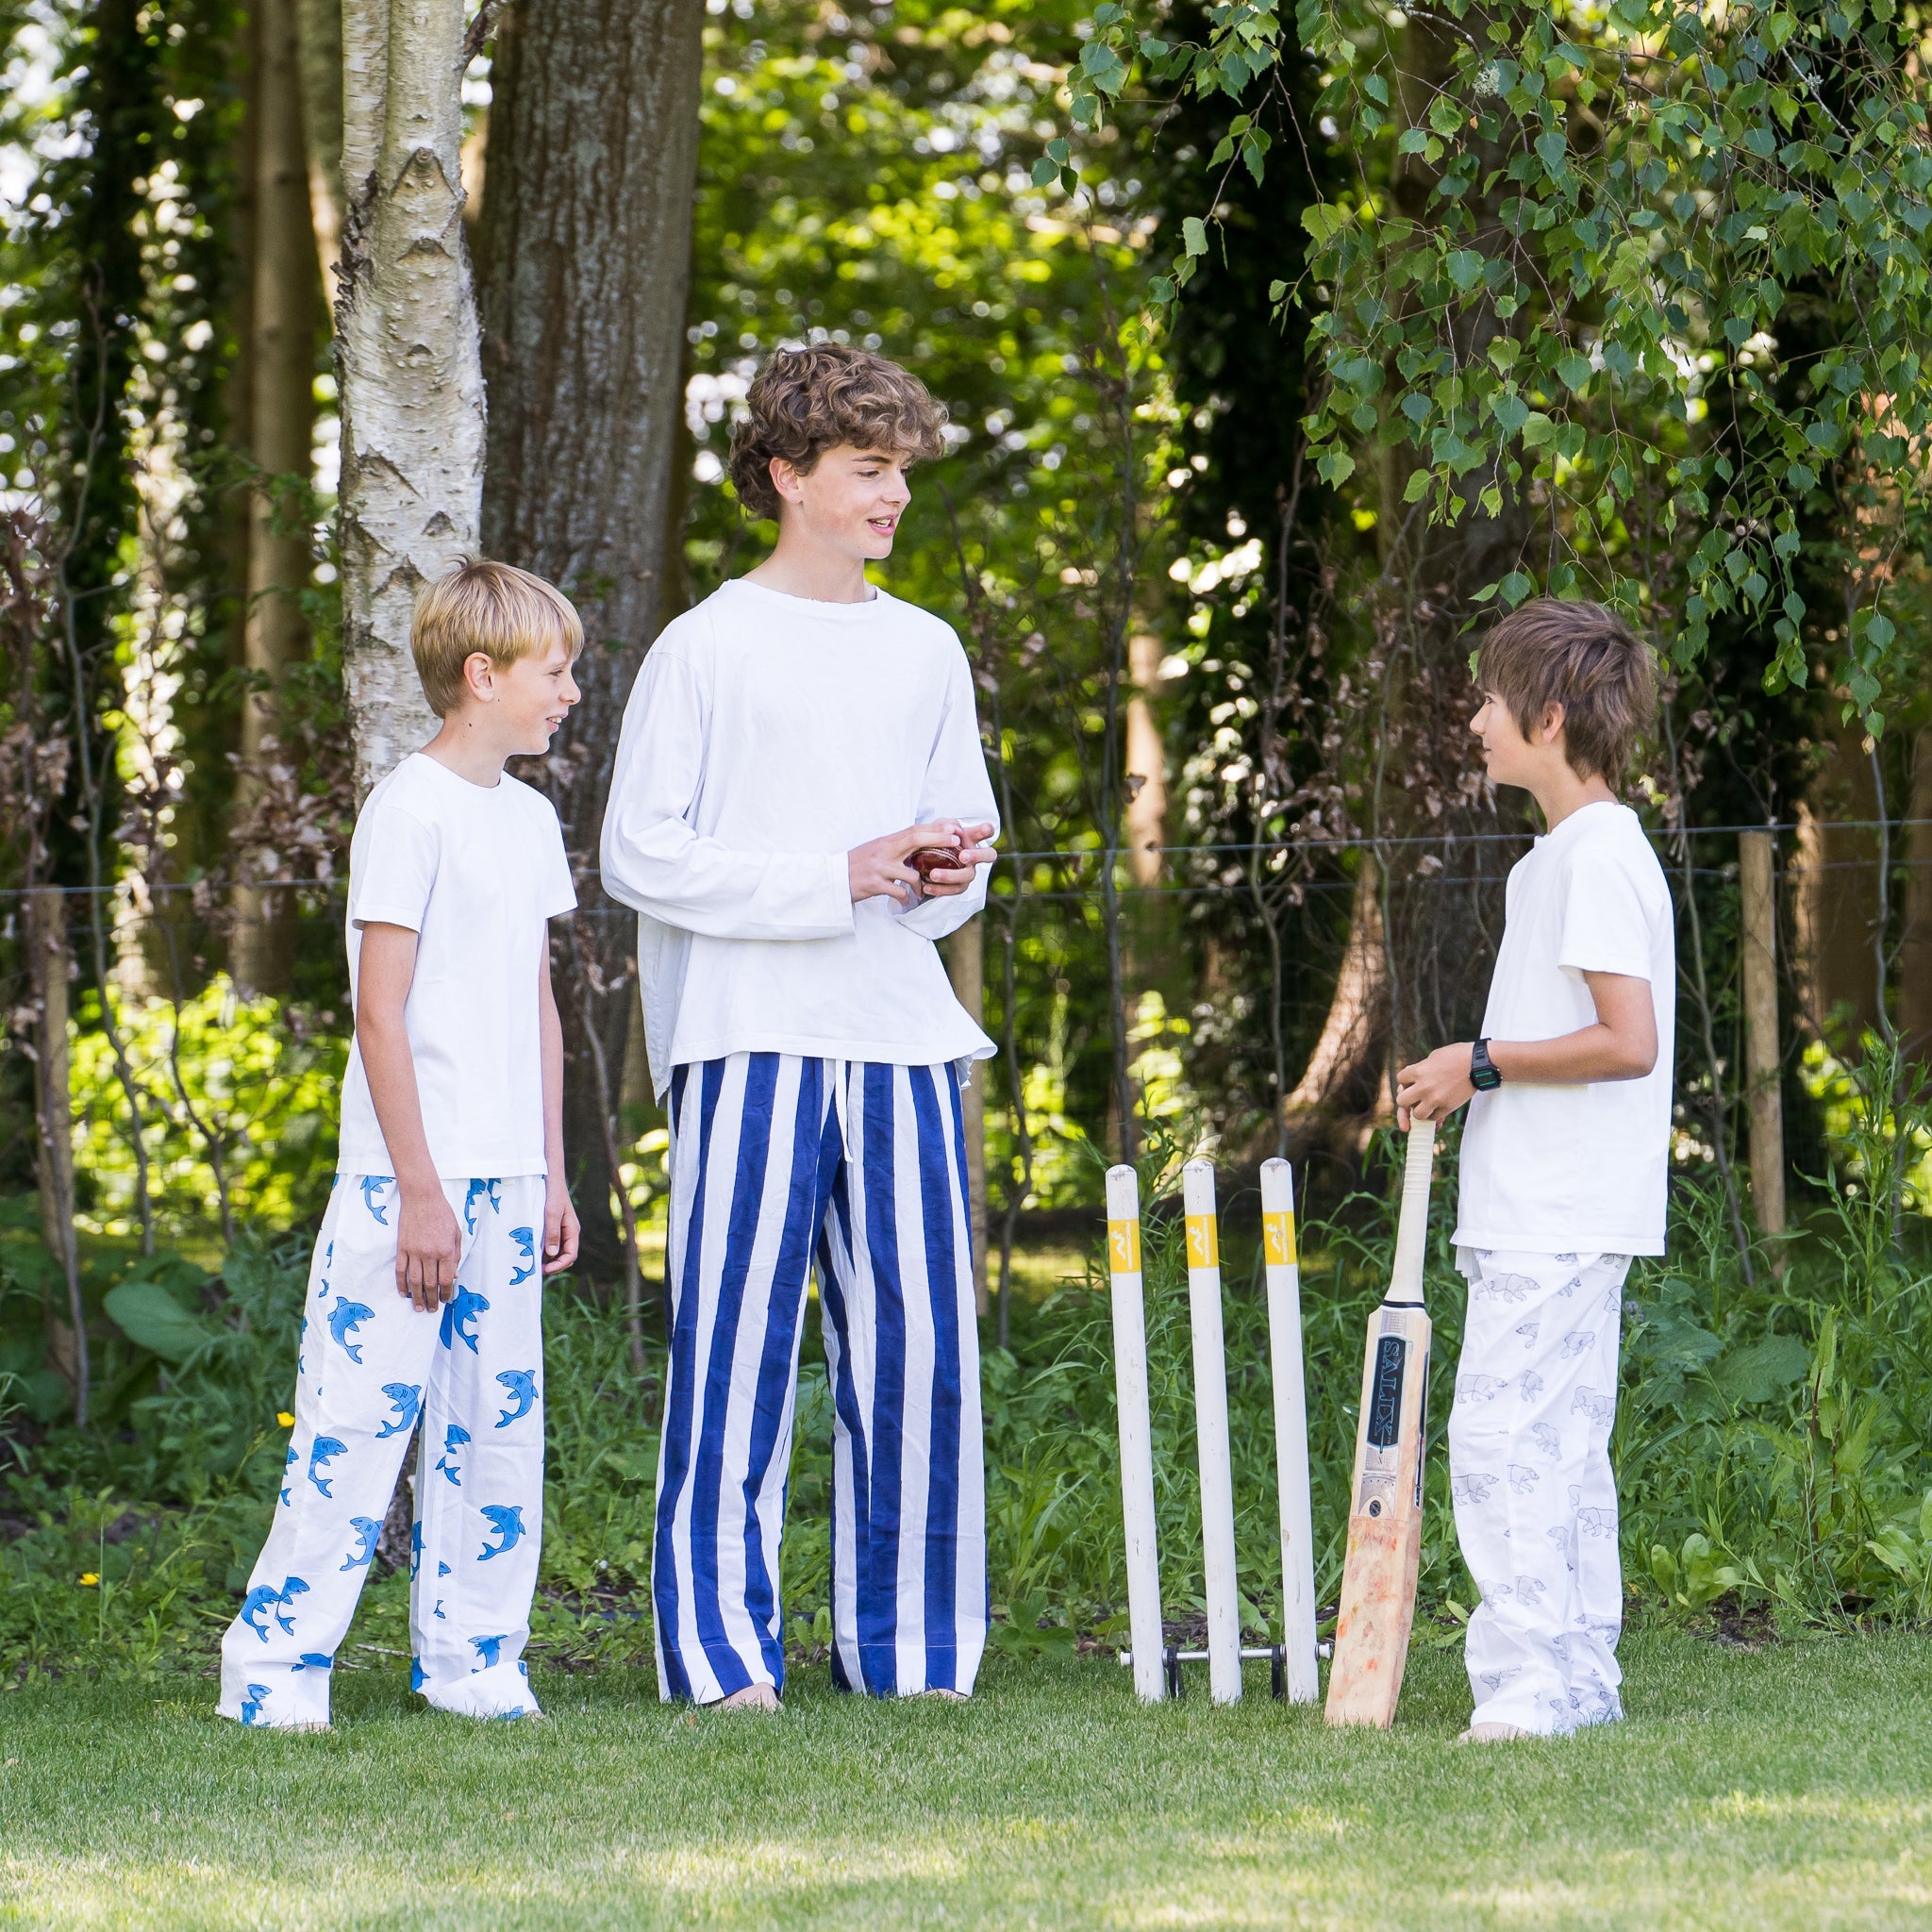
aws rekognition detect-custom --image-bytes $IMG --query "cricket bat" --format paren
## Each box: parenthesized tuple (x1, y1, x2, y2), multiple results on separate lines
(1324, 1119, 1437, 1729)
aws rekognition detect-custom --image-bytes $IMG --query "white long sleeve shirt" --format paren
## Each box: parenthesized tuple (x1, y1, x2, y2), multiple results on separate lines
(600, 577, 999, 1095)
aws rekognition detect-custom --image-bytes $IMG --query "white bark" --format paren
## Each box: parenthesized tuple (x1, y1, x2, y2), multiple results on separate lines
(337, 0, 484, 797)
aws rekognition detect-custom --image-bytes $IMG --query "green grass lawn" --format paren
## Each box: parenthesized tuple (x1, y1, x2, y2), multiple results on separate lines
(4, 1633, 1931, 1929)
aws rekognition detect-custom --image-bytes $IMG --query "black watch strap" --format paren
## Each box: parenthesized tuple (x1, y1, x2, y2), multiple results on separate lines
(1470, 1038, 1503, 1091)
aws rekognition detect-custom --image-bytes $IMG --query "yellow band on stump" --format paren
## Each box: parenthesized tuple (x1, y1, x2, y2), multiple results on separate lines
(1263, 1209, 1297, 1269)
(1184, 1213, 1219, 1270)
(1107, 1218, 1141, 1274)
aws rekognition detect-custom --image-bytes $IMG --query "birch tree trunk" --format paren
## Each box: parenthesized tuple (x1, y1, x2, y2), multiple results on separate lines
(233, 0, 319, 991)
(337, 0, 484, 799)
(477, 0, 705, 1274)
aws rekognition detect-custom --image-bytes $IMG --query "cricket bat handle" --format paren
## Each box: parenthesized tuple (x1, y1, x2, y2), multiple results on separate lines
(1389, 1118, 1436, 1304)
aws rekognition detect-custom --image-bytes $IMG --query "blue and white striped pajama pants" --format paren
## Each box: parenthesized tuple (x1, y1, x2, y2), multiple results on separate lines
(654, 1052, 987, 1703)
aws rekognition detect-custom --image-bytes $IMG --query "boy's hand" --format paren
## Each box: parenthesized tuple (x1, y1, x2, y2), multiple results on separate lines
(916, 821, 996, 898)
(848, 821, 967, 907)
(1395, 1043, 1475, 1130)
(396, 1184, 462, 1311)
(543, 1182, 580, 1276)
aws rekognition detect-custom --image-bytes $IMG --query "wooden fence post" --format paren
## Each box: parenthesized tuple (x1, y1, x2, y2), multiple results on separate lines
(1739, 829, 1786, 1266)
(944, 917, 990, 1317)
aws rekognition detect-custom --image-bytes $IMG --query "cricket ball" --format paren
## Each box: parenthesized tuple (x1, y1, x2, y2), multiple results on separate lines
(912, 847, 960, 880)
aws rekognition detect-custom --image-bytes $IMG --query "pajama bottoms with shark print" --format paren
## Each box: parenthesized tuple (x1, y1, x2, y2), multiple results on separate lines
(1448, 1245, 1631, 1738)
(218, 1171, 547, 1728)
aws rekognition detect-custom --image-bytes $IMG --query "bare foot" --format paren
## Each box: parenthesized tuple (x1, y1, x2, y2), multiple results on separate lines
(707, 1683, 781, 1713)
(910, 1689, 968, 1702)
(1457, 1720, 1533, 1744)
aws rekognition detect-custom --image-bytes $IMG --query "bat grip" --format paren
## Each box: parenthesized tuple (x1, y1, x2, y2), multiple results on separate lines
(1389, 1120, 1436, 1302)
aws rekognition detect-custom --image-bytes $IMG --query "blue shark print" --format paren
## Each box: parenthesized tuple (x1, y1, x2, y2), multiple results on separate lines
(439, 1284, 489, 1354)
(462, 1178, 502, 1233)
(438, 1561, 451, 1577)
(327, 1296, 375, 1364)
(340, 1517, 382, 1571)
(471, 1633, 508, 1670)
(280, 1446, 298, 1507)
(242, 1575, 311, 1640)
(409, 1520, 424, 1578)
(275, 1576, 310, 1633)
(411, 1657, 427, 1692)
(494, 1369, 538, 1429)
(477, 1505, 526, 1562)
(241, 1585, 284, 1641)
(508, 1226, 537, 1287)
(308, 1437, 347, 1497)
(433, 1598, 446, 1620)
(291, 1653, 333, 1674)
(240, 1683, 273, 1725)
(375, 1382, 422, 1440)
(318, 1240, 333, 1300)
(360, 1175, 393, 1224)
(435, 1423, 471, 1487)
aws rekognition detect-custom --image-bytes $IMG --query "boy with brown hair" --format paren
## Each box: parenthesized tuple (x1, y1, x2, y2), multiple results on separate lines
(601, 343, 998, 1707)
(220, 559, 582, 1728)
(1396, 597, 1671, 1742)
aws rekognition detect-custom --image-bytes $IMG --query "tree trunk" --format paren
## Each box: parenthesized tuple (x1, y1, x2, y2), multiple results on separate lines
(1739, 829, 1786, 1257)
(476, 0, 705, 1274)
(28, 890, 87, 1425)
(1124, 631, 1166, 886)
(1369, 11, 1528, 1076)
(944, 920, 988, 1316)
(1898, 724, 1932, 1070)
(292, 0, 345, 292)
(336, 0, 485, 797)
(233, 0, 320, 991)
(1792, 720, 1881, 1044)
(1282, 858, 1390, 1132)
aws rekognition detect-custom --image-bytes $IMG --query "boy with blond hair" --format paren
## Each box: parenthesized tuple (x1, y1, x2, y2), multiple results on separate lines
(1396, 598, 1671, 1742)
(220, 559, 583, 1728)
(602, 343, 998, 1707)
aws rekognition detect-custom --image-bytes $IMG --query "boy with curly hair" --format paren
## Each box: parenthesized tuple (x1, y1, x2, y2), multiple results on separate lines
(602, 343, 998, 1707)
(1396, 598, 1672, 1743)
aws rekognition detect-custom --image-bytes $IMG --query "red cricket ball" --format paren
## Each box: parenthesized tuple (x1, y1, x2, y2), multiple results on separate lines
(912, 847, 960, 880)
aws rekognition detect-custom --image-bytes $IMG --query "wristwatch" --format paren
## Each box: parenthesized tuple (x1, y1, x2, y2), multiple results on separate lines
(1470, 1038, 1503, 1091)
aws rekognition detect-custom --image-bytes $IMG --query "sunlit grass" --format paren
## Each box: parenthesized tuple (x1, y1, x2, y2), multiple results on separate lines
(5, 1634, 1932, 1929)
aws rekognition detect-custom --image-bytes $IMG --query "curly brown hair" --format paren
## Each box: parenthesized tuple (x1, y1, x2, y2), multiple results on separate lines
(727, 343, 948, 519)
(1475, 597, 1657, 783)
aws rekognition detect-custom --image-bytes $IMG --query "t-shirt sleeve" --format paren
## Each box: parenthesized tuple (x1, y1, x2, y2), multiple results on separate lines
(349, 802, 439, 932)
(537, 803, 577, 920)
(1557, 844, 1657, 980)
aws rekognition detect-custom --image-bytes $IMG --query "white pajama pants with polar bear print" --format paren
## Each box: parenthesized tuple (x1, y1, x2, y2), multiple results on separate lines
(218, 1172, 547, 1729)
(1448, 1246, 1630, 1736)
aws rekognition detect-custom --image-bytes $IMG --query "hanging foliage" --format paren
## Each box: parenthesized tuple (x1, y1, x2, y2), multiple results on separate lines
(1066, 0, 1932, 722)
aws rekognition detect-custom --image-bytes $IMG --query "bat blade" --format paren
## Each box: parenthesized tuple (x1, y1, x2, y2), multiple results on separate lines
(1325, 1123, 1437, 1730)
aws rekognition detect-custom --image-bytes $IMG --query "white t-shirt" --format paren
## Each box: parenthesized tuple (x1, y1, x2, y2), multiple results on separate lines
(1454, 801, 1675, 1255)
(599, 578, 998, 1092)
(337, 753, 576, 1180)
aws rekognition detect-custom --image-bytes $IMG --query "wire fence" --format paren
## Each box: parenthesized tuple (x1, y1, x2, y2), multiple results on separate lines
(4, 818, 1929, 1255)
